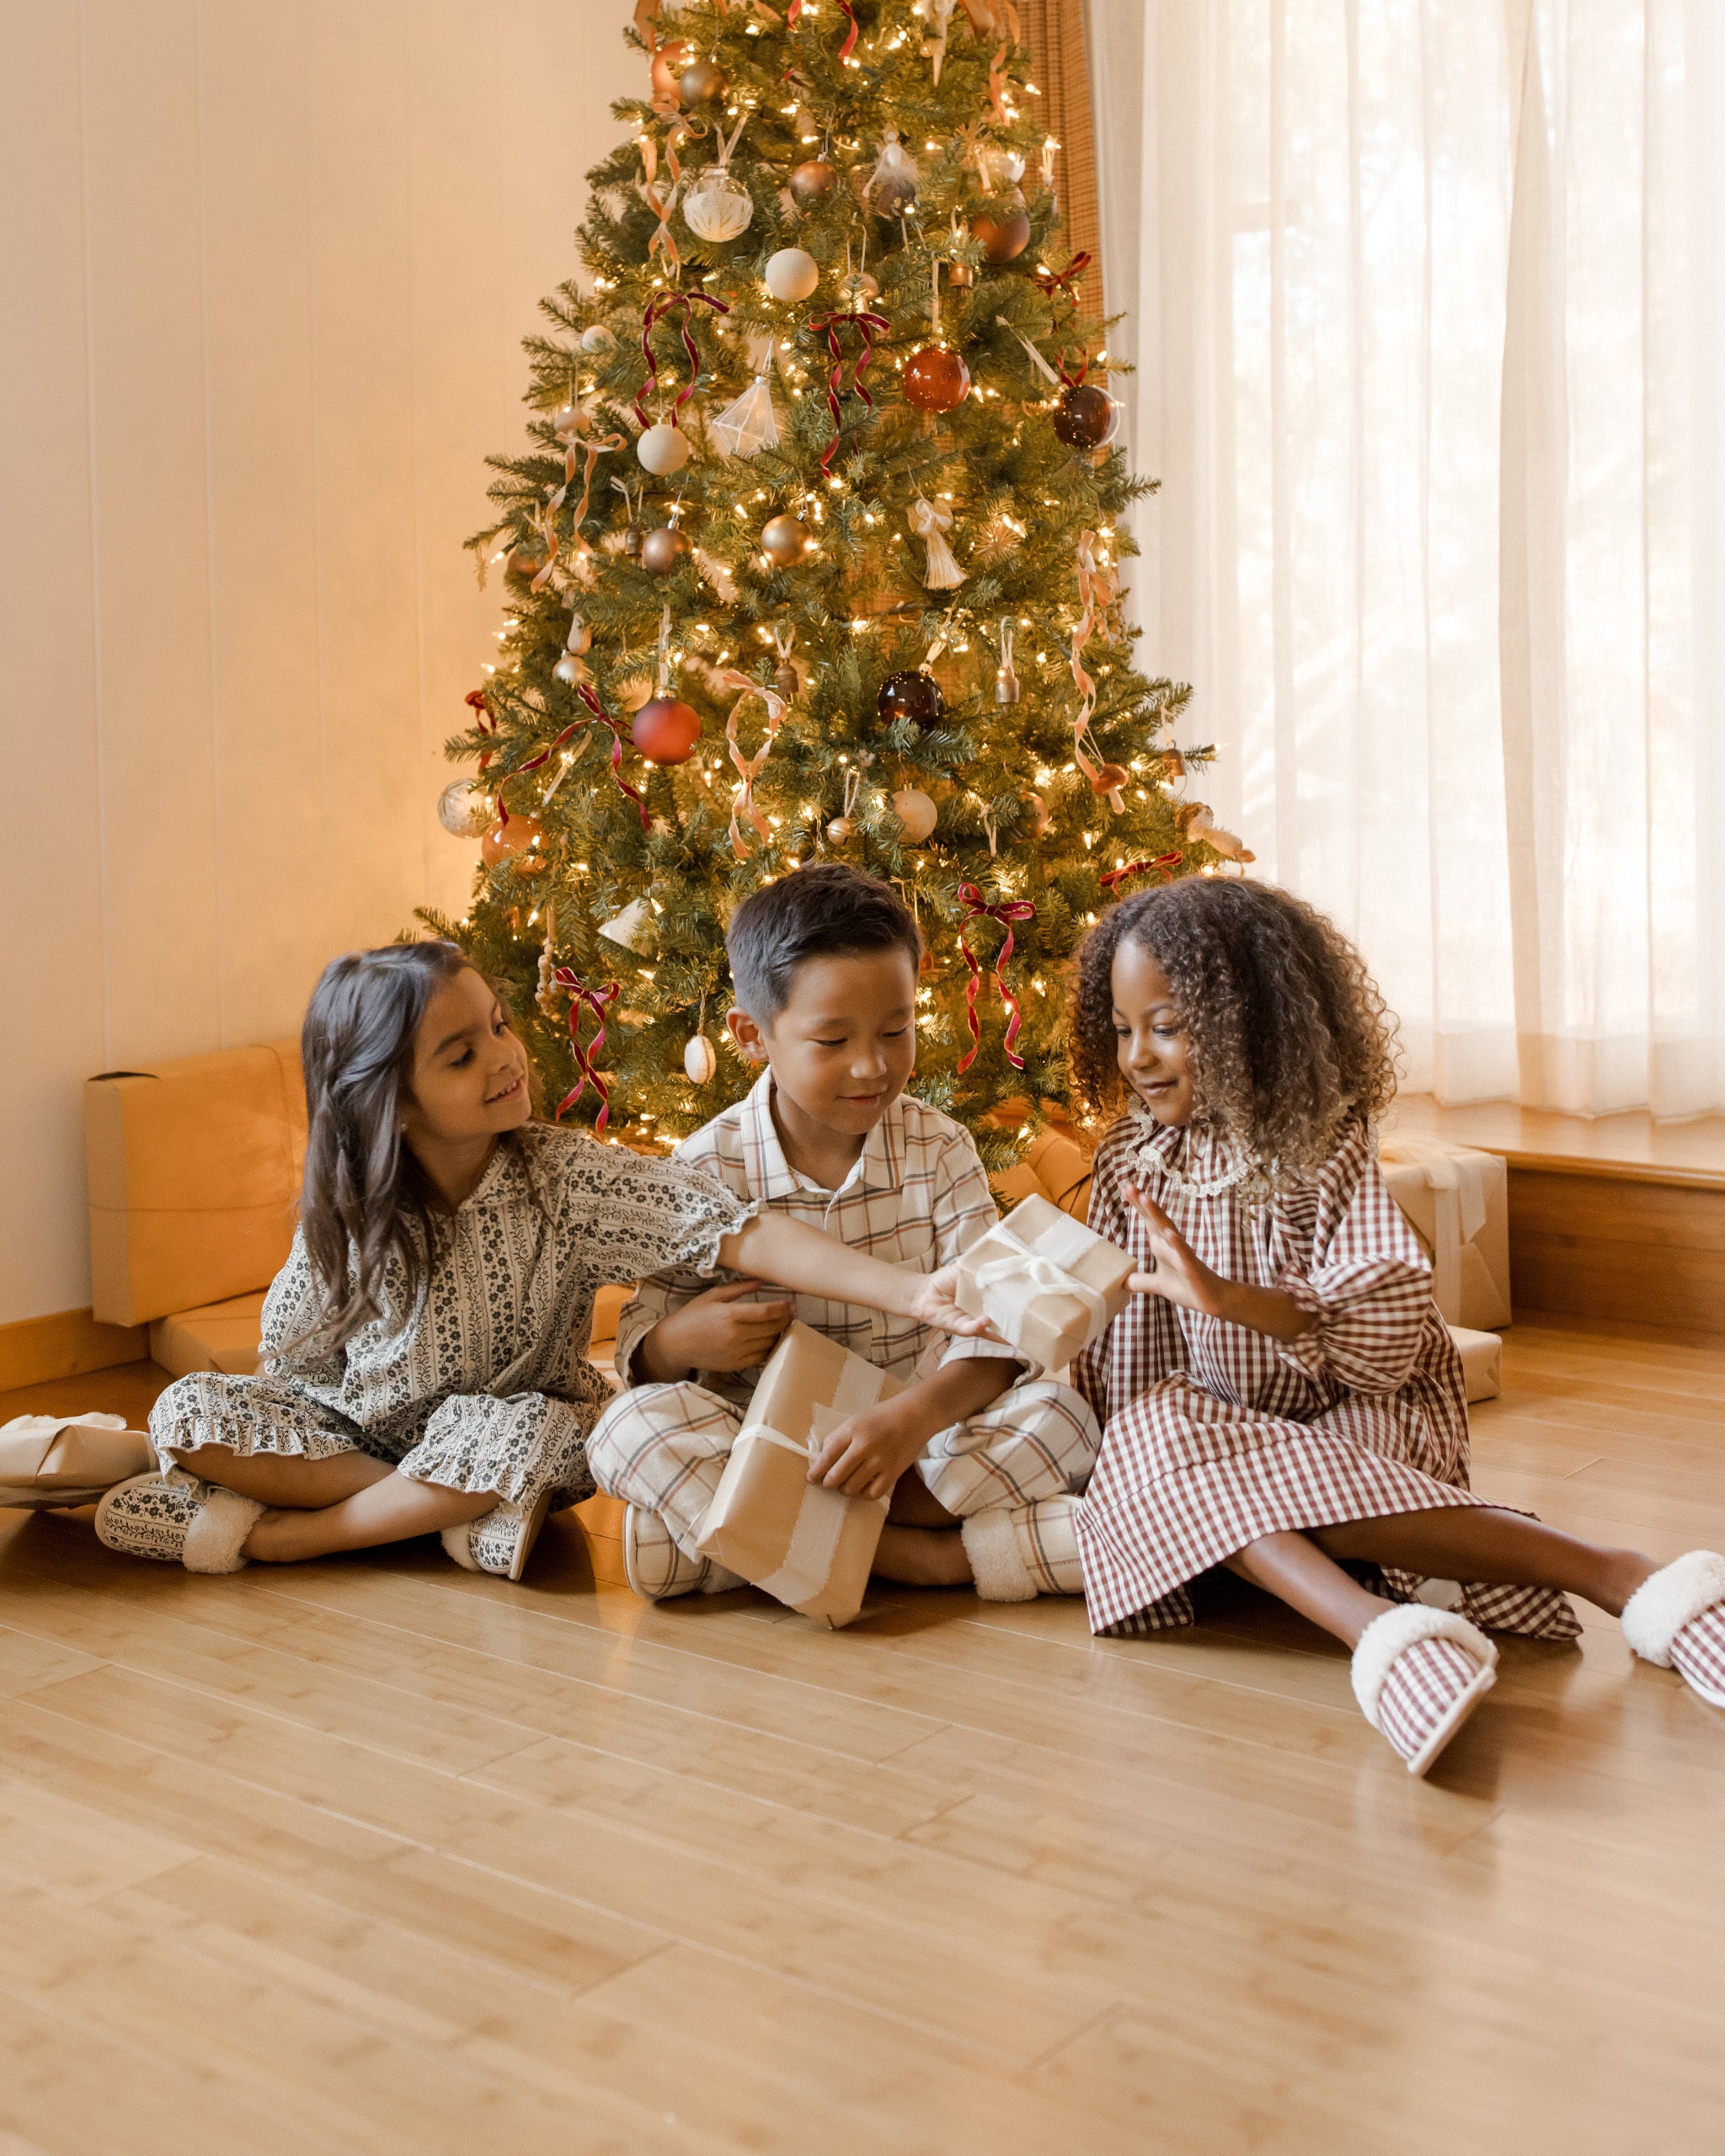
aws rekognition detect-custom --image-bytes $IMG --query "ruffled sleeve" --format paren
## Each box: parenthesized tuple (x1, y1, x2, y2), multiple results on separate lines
(1272, 1139, 1435, 1396)
(550, 1133, 759, 1283)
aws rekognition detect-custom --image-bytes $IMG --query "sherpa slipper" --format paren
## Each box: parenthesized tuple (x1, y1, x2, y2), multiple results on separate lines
(441, 1492, 563, 1582)
(1351, 1603, 1498, 1777)
(960, 1494, 1087, 1601)
(1621, 1550, 1725, 1709)
(94, 1471, 264, 1572)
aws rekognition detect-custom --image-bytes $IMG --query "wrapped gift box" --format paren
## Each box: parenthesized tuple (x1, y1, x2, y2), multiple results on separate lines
(1448, 1325, 1503, 1404)
(696, 1321, 901, 1629)
(0, 1413, 155, 1509)
(1378, 1139, 1512, 1331)
(955, 1193, 1135, 1374)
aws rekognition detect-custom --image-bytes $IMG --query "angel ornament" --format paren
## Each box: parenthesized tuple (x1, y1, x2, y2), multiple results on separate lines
(910, 496, 964, 590)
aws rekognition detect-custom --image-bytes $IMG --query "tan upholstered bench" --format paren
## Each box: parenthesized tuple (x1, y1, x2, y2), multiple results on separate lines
(84, 1040, 628, 1385)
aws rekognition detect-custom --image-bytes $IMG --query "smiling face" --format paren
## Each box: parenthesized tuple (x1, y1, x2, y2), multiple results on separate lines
(1111, 937, 1196, 1127)
(398, 964, 531, 1151)
(729, 947, 919, 1144)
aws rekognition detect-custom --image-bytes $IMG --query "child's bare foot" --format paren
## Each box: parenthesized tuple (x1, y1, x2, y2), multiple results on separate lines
(872, 1524, 973, 1588)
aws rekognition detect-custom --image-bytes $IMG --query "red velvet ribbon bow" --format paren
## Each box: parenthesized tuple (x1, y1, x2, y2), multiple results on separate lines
(955, 884, 1036, 1075)
(1055, 345, 1090, 390)
(577, 685, 652, 829)
(807, 309, 889, 473)
(466, 686, 498, 779)
(837, 1, 859, 59)
(1033, 252, 1091, 323)
(1100, 853, 1183, 892)
(636, 290, 729, 430)
(549, 967, 621, 1130)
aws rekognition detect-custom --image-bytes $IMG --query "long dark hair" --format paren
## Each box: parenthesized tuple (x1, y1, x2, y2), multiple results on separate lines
(1071, 878, 1400, 1181)
(289, 940, 481, 1355)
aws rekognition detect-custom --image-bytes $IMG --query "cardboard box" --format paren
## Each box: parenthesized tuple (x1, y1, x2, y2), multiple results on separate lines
(696, 1322, 900, 1629)
(955, 1193, 1135, 1373)
(1379, 1140, 1512, 1330)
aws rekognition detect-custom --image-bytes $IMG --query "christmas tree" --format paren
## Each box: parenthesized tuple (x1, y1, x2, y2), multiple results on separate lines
(424, 0, 1246, 1179)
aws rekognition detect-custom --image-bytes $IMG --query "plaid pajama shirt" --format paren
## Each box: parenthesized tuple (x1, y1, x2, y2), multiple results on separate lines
(588, 1071, 1100, 1556)
(1074, 1113, 1581, 1642)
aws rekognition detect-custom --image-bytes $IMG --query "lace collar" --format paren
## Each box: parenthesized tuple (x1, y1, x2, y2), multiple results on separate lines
(1128, 1113, 1264, 1200)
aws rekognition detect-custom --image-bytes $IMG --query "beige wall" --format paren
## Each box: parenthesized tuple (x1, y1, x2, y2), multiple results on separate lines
(0, 0, 638, 1326)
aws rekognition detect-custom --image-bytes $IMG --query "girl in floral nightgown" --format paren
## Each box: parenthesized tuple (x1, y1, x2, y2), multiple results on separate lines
(1069, 878, 1725, 1775)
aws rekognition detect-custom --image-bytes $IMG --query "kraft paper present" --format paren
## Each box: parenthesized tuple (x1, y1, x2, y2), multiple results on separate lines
(1448, 1325, 1503, 1405)
(695, 1322, 901, 1629)
(0, 1414, 156, 1509)
(1379, 1139, 1513, 1331)
(955, 1193, 1135, 1373)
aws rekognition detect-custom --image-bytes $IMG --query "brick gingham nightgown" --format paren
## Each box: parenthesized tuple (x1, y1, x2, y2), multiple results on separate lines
(1073, 1113, 1581, 1642)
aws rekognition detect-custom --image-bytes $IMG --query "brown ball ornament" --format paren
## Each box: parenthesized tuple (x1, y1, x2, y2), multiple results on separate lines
(1053, 383, 1118, 450)
(506, 548, 547, 583)
(481, 814, 548, 873)
(632, 696, 702, 766)
(761, 513, 814, 567)
(677, 56, 727, 106)
(877, 670, 945, 729)
(789, 159, 838, 208)
(971, 206, 1031, 264)
(639, 524, 691, 575)
(902, 344, 970, 414)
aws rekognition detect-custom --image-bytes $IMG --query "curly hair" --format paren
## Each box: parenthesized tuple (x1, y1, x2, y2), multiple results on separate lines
(1071, 878, 1400, 1181)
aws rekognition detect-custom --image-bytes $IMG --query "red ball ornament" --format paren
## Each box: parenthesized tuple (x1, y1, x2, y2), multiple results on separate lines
(633, 696, 702, 766)
(877, 670, 945, 730)
(902, 345, 970, 414)
(971, 206, 1031, 264)
(1053, 383, 1118, 450)
(481, 814, 548, 873)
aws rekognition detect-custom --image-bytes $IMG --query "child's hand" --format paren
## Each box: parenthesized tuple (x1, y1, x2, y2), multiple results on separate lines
(640, 1281, 795, 1379)
(905, 1265, 1006, 1342)
(809, 1401, 928, 1502)
(1120, 1182, 1226, 1317)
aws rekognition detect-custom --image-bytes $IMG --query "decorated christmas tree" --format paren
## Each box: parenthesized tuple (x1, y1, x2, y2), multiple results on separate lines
(423, 0, 1247, 1178)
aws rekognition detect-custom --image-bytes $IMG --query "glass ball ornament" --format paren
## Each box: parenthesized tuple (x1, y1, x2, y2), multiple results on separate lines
(891, 787, 939, 842)
(632, 696, 702, 765)
(506, 547, 547, 583)
(552, 654, 587, 686)
(902, 345, 970, 414)
(761, 513, 814, 567)
(971, 205, 1031, 264)
(877, 670, 945, 729)
(1053, 383, 1119, 450)
(765, 247, 820, 302)
(437, 778, 492, 839)
(678, 56, 728, 105)
(683, 1033, 718, 1084)
(978, 145, 1027, 190)
(639, 524, 691, 575)
(683, 166, 754, 243)
(789, 159, 838, 208)
(481, 814, 547, 873)
(579, 323, 616, 355)
(637, 422, 691, 475)
(839, 269, 881, 307)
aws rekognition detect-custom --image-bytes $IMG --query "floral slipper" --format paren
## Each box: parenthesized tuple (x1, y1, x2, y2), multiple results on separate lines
(94, 1470, 264, 1572)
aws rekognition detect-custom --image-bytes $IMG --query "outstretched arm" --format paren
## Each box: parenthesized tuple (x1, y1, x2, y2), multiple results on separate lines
(1122, 1183, 1316, 1341)
(718, 1213, 999, 1341)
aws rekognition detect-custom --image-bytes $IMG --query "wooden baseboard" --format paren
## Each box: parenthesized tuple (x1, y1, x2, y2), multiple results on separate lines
(1509, 1168, 1725, 1335)
(0, 1307, 150, 1390)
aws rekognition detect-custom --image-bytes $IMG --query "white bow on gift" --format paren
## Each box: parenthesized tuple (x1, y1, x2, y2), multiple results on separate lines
(973, 1243, 1110, 1340)
(910, 495, 965, 590)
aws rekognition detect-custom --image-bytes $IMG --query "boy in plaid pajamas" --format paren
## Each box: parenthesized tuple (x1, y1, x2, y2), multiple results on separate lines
(586, 865, 1100, 1604)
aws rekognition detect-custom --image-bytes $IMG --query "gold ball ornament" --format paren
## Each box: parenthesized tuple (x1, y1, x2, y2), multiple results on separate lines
(636, 422, 691, 475)
(551, 400, 585, 440)
(481, 814, 547, 873)
(789, 159, 838, 208)
(677, 56, 728, 106)
(765, 247, 820, 302)
(506, 548, 547, 584)
(761, 513, 814, 566)
(902, 345, 970, 414)
(683, 1033, 718, 1084)
(639, 524, 691, 575)
(891, 787, 939, 843)
(826, 815, 855, 843)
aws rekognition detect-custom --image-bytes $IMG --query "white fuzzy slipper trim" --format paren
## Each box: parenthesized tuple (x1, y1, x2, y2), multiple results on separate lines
(1620, 1550, 1725, 1668)
(441, 1521, 482, 1572)
(181, 1486, 264, 1573)
(1350, 1603, 1497, 1726)
(962, 1508, 1038, 1603)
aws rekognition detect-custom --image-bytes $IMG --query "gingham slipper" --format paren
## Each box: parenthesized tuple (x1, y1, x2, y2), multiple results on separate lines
(1621, 1550, 1725, 1709)
(1351, 1603, 1498, 1776)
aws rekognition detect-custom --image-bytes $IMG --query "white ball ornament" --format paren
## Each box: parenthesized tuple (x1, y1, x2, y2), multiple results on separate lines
(891, 787, 939, 843)
(637, 423, 691, 476)
(683, 1034, 718, 1084)
(765, 247, 820, 303)
(579, 324, 616, 354)
(436, 779, 492, 839)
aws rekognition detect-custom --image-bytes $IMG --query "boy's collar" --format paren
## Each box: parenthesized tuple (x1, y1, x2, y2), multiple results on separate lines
(745, 1067, 904, 1197)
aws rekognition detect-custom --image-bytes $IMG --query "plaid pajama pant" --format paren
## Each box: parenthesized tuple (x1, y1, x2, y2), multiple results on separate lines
(586, 1374, 1101, 1563)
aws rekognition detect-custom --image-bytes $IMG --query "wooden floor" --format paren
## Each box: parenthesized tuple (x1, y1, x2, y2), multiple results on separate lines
(2, 1322, 1722, 2156)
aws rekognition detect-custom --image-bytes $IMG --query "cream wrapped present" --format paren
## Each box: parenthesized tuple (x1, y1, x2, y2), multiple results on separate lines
(695, 1322, 901, 1630)
(1378, 1139, 1512, 1330)
(954, 1193, 1135, 1374)
(0, 1413, 156, 1509)
(1448, 1326, 1503, 1405)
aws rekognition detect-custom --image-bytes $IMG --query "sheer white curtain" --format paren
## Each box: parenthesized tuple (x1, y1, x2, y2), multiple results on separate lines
(1091, 0, 1725, 1113)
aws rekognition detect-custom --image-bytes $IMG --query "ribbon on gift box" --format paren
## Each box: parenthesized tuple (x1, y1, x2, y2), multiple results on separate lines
(730, 1402, 887, 1609)
(973, 1232, 1110, 1342)
(1377, 1138, 1498, 1324)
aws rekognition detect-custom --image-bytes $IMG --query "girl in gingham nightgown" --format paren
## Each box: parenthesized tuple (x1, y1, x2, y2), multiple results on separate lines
(1068, 879, 1725, 1777)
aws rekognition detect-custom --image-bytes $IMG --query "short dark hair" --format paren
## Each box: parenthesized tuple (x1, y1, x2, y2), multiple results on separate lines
(727, 864, 922, 1022)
